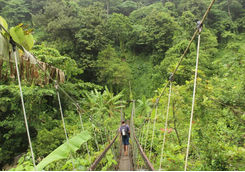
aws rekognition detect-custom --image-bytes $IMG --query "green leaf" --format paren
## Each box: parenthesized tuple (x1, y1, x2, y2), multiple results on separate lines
(0, 33, 9, 60)
(10, 25, 34, 51)
(23, 34, 34, 51)
(0, 16, 8, 32)
(36, 131, 91, 171)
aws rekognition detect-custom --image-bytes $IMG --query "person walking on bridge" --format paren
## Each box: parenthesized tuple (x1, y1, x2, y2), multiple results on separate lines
(120, 120, 130, 156)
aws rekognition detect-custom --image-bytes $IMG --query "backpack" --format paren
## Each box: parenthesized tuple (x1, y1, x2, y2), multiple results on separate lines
(121, 125, 128, 136)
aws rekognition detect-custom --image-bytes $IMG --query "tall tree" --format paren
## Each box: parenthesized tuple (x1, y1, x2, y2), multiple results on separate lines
(0, 0, 32, 26)
(105, 13, 132, 52)
(96, 45, 132, 93)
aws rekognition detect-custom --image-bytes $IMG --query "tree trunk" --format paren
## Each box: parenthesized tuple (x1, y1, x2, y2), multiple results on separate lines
(227, 0, 231, 18)
(9, 61, 15, 79)
(26, 59, 30, 81)
(20, 56, 25, 80)
(172, 100, 181, 146)
(106, 0, 110, 16)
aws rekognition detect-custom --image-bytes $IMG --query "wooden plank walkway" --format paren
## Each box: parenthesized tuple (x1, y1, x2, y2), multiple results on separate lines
(118, 145, 133, 171)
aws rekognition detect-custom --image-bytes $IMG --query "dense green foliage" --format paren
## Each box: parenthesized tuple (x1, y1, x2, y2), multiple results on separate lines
(1, 0, 245, 170)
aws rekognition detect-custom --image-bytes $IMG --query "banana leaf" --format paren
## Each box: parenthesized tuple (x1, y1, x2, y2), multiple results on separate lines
(36, 131, 91, 171)
(0, 16, 8, 33)
(10, 25, 34, 51)
(0, 34, 9, 60)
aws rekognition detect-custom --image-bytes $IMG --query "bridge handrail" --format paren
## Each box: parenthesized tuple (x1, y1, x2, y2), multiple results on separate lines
(133, 131, 155, 171)
(88, 132, 119, 171)
(130, 100, 155, 171)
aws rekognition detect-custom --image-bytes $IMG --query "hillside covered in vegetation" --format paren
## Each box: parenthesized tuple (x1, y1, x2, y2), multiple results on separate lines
(0, 0, 245, 171)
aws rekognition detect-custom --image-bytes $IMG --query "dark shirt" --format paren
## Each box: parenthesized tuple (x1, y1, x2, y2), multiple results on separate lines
(120, 124, 130, 136)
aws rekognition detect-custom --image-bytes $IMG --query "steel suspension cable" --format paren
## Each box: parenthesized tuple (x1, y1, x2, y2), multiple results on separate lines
(110, 130, 117, 165)
(89, 133, 119, 171)
(136, 132, 140, 170)
(135, 119, 146, 169)
(140, 121, 147, 170)
(13, 46, 37, 170)
(137, 120, 146, 168)
(130, 100, 155, 171)
(93, 126, 100, 151)
(149, 99, 159, 160)
(88, 114, 100, 152)
(137, 127, 142, 142)
(120, 105, 124, 122)
(139, 121, 146, 145)
(184, 30, 202, 171)
(151, 0, 216, 106)
(142, 0, 216, 163)
(143, 111, 152, 152)
(55, 84, 69, 141)
(159, 81, 172, 170)
(133, 103, 141, 170)
(75, 104, 91, 162)
(134, 118, 146, 144)
(130, 100, 137, 166)
(55, 84, 75, 169)
(106, 127, 111, 143)
(100, 129, 105, 145)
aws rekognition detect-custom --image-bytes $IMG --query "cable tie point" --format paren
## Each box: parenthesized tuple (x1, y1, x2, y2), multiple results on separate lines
(197, 21, 203, 33)
(169, 73, 174, 82)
